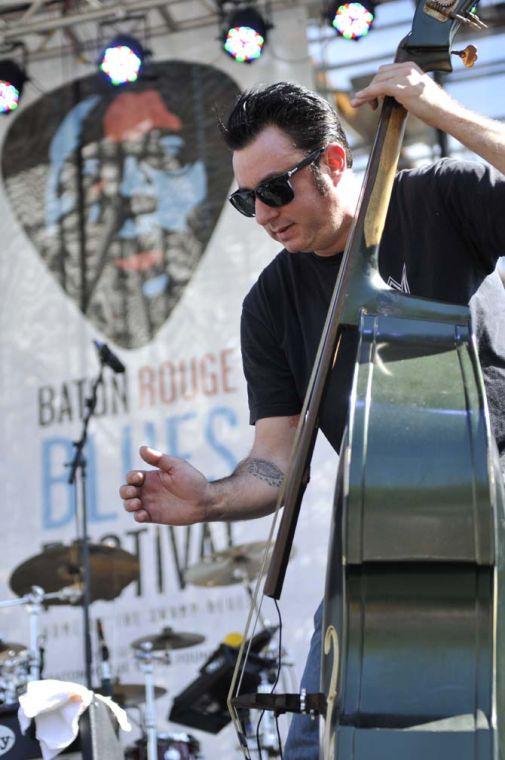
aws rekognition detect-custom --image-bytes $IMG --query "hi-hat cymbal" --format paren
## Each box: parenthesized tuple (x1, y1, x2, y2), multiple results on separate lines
(0, 642, 27, 665)
(131, 626, 205, 652)
(184, 541, 272, 587)
(99, 683, 167, 707)
(9, 541, 140, 604)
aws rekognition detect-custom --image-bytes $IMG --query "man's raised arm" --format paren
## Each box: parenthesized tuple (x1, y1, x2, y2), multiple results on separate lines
(351, 62, 505, 175)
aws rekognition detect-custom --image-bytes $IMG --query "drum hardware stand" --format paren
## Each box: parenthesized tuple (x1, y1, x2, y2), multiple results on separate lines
(26, 586, 43, 682)
(0, 585, 81, 684)
(134, 642, 170, 760)
(96, 618, 112, 697)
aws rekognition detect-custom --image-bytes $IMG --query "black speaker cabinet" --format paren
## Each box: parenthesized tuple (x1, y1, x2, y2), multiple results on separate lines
(169, 632, 276, 734)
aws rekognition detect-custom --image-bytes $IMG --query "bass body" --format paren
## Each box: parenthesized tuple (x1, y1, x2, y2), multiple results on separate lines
(323, 303, 505, 759)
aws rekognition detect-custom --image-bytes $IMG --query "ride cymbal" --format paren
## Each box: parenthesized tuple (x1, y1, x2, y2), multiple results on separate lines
(131, 626, 205, 652)
(9, 541, 139, 604)
(184, 541, 271, 587)
(100, 683, 167, 707)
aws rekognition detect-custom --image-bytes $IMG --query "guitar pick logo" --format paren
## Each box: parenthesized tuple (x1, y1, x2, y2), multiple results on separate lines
(2, 61, 239, 348)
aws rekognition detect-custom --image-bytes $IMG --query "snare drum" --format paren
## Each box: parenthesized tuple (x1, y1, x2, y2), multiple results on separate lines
(125, 732, 201, 760)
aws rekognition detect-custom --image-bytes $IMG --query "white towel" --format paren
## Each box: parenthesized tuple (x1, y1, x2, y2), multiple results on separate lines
(18, 679, 131, 760)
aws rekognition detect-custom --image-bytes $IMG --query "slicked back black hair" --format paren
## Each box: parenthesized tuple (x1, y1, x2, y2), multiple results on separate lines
(218, 81, 353, 169)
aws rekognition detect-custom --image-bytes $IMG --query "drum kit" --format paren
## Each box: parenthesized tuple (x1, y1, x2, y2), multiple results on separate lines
(0, 538, 291, 759)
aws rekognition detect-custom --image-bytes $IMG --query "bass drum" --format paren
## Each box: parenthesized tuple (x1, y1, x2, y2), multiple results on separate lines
(125, 732, 201, 760)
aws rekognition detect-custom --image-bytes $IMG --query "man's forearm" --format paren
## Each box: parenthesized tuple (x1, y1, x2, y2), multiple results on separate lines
(439, 103, 505, 175)
(204, 456, 285, 521)
(351, 64, 505, 175)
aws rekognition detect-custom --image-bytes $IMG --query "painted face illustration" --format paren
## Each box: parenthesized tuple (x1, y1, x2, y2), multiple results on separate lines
(2, 62, 239, 348)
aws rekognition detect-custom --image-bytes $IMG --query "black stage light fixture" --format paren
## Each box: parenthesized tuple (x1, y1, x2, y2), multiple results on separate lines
(327, 0, 376, 40)
(0, 59, 27, 115)
(222, 5, 269, 63)
(98, 34, 146, 86)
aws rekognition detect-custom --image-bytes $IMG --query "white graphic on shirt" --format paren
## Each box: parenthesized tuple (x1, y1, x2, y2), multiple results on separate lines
(387, 262, 410, 294)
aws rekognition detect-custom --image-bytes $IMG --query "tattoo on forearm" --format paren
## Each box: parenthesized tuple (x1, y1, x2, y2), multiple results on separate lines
(245, 458, 285, 488)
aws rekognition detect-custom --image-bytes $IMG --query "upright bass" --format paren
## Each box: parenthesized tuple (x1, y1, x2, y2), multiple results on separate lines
(229, 0, 505, 757)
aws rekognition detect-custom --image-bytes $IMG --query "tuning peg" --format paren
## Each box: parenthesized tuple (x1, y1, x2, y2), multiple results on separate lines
(451, 43, 478, 68)
(451, 10, 487, 29)
(467, 11, 488, 29)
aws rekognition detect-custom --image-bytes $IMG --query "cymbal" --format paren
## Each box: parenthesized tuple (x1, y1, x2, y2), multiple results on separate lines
(99, 683, 167, 707)
(0, 642, 27, 665)
(9, 541, 140, 604)
(131, 626, 205, 652)
(184, 541, 272, 587)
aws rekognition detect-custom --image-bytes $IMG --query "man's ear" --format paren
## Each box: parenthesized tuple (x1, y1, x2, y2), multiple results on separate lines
(323, 143, 347, 178)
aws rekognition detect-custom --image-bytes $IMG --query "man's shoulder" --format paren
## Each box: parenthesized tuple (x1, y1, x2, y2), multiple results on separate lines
(389, 158, 504, 218)
(395, 157, 498, 188)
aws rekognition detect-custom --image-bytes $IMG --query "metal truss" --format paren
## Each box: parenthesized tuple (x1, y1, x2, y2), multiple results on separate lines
(0, 0, 321, 61)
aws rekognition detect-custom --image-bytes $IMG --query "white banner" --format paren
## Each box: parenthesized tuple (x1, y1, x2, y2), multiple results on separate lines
(0, 7, 339, 757)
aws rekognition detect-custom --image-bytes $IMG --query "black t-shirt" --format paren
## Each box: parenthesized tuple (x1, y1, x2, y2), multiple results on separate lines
(241, 159, 505, 456)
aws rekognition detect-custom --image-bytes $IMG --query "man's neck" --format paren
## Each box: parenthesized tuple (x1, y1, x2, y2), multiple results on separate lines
(314, 170, 360, 258)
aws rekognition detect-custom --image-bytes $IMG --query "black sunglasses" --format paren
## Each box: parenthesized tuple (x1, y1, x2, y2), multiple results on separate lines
(228, 147, 325, 218)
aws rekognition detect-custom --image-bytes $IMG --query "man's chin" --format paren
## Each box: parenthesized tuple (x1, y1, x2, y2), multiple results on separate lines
(269, 226, 303, 252)
(282, 239, 303, 253)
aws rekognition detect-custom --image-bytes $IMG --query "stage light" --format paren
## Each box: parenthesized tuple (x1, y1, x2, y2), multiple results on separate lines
(0, 60, 27, 114)
(327, 0, 376, 41)
(98, 34, 145, 85)
(223, 6, 268, 63)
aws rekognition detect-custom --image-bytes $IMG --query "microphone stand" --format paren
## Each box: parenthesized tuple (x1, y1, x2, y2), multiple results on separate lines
(96, 619, 112, 697)
(67, 358, 105, 689)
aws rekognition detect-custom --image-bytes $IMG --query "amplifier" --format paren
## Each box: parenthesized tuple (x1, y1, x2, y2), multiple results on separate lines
(169, 628, 277, 734)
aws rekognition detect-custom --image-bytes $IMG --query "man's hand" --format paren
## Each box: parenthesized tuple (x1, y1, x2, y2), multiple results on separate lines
(119, 446, 210, 525)
(350, 62, 458, 127)
(350, 60, 505, 174)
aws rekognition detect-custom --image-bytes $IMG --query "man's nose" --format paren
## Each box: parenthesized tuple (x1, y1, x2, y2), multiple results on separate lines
(255, 198, 280, 227)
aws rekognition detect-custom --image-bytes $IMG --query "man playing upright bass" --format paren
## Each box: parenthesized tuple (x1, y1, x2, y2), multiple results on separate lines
(120, 63, 505, 757)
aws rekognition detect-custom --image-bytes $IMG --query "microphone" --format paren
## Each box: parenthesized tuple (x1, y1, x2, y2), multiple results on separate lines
(96, 618, 112, 697)
(93, 340, 125, 374)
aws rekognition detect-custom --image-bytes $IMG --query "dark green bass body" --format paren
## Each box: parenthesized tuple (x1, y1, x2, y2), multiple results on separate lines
(314, 0, 505, 753)
(322, 302, 505, 758)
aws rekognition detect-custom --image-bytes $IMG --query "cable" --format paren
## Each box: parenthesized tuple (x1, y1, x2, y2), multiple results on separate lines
(256, 709, 265, 760)
(255, 599, 285, 759)
(272, 599, 283, 692)
(273, 599, 284, 759)
(276, 716, 284, 760)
